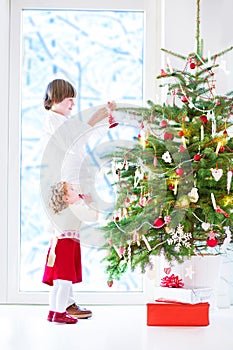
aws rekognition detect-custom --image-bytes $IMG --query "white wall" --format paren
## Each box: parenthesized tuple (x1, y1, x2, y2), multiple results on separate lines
(164, 0, 233, 93)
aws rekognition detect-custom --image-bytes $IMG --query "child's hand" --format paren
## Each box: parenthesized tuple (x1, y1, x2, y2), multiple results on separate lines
(88, 101, 116, 126)
(81, 193, 94, 205)
(107, 100, 116, 112)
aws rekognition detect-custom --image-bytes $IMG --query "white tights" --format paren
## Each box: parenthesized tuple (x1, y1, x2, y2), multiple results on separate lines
(49, 279, 76, 313)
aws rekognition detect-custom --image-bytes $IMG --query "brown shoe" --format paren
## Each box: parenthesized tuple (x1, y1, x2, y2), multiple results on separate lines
(66, 303, 92, 319)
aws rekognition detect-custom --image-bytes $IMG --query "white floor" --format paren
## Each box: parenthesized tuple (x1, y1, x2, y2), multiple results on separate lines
(0, 304, 233, 350)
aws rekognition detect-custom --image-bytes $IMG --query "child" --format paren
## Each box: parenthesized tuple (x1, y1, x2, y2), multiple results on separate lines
(43, 78, 116, 141)
(42, 181, 98, 324)
(42, 79, 115, 320)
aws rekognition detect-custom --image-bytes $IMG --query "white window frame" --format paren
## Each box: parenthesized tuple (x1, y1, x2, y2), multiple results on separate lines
(2, 0, 164, 304)
(0, 0, 10, 304)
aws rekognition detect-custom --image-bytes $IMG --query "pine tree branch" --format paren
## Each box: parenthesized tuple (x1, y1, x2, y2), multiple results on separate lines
(161, 48, 187, 60)
(214, 46, 233, 58)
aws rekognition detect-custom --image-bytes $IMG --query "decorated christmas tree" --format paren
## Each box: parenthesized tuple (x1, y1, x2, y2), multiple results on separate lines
(100, 0, 233, 284)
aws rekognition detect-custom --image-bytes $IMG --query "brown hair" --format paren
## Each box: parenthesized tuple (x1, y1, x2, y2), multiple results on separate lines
(49, 181, 69, 214)
(44, 79, 77, 110)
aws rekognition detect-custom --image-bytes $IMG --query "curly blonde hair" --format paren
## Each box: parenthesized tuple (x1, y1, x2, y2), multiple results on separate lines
(49, 181, 69, 214)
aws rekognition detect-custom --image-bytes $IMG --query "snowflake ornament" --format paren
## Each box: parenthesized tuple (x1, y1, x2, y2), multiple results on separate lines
(185, 265, 195, 279)
(162, 151, 172, 163)
(167, 224, 192, 251)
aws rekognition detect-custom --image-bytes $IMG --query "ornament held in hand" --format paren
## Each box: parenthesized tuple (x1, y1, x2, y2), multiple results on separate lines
(108, 114, 119, 128)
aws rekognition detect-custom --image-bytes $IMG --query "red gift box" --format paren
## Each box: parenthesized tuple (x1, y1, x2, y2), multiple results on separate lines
(147, 300, 210, 326)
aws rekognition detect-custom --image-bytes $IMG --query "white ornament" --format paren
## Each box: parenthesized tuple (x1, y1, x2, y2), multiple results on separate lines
(215, 142, 222, 155)
(134, 167, 144, 187)
(162, 151, 172, 163)
(201, 222, 211, 231)
(211, 168, 223, 181)
(219, 59, 230, 75)
(211, 117, 216, 137)
(127, 243, 131, 266)
(124, 159, 129, 170)
(142, 234, 152, 252)
(227, 170, 232, 194)
(185, 265, 195, 279)
(113, 245, 122, 258)
(166, 224, 192, 250)
(221, 226, 231, 252)
(211, 193, 217, 210)
(200, 125, 204, 141)
(188, 187, 199, 203)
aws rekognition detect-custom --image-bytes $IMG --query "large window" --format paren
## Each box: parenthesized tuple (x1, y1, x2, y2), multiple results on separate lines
(7, 0, 162, 304)
(21, 9, 144, 293)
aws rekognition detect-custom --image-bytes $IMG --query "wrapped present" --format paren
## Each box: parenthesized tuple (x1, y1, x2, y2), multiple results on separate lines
(147, 301, 210, 326)
(154, 286, 213, 304)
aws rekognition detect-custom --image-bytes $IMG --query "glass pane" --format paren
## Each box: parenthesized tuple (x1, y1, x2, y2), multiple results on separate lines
(20, 9, 144, 292)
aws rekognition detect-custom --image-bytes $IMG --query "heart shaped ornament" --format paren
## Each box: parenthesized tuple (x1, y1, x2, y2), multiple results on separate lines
(164, 267, 171, 275)
(201, 222, 211, 231)
(211, 168, 223, 181)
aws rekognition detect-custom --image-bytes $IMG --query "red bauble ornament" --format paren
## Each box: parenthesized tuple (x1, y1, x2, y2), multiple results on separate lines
(223, 129, 228, 136)
(175, 168, 184, 176)
(200, 115, 208, 123)
(178, 131, 185, 137)
(206, 237, 218, 247)
(164, 132, 174, 140)
(181, 95, 189, 103)
(219, 146, 225, 153)
(160, 120, 168, 128)
(194, 154, 201, 161)
(190, 62, 196, 69)
(107, 280, 113, 287)
(153, 217, 165, 228)
(168, 183, 175, 190)
(108, 114, 119, 128)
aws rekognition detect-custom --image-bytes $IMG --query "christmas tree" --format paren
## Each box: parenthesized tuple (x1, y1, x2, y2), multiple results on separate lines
(100, 0, 233, 284)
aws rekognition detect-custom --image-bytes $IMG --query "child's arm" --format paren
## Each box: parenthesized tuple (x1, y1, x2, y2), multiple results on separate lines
(88, 101, 116, 127)
(69, 194, 99, 222)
